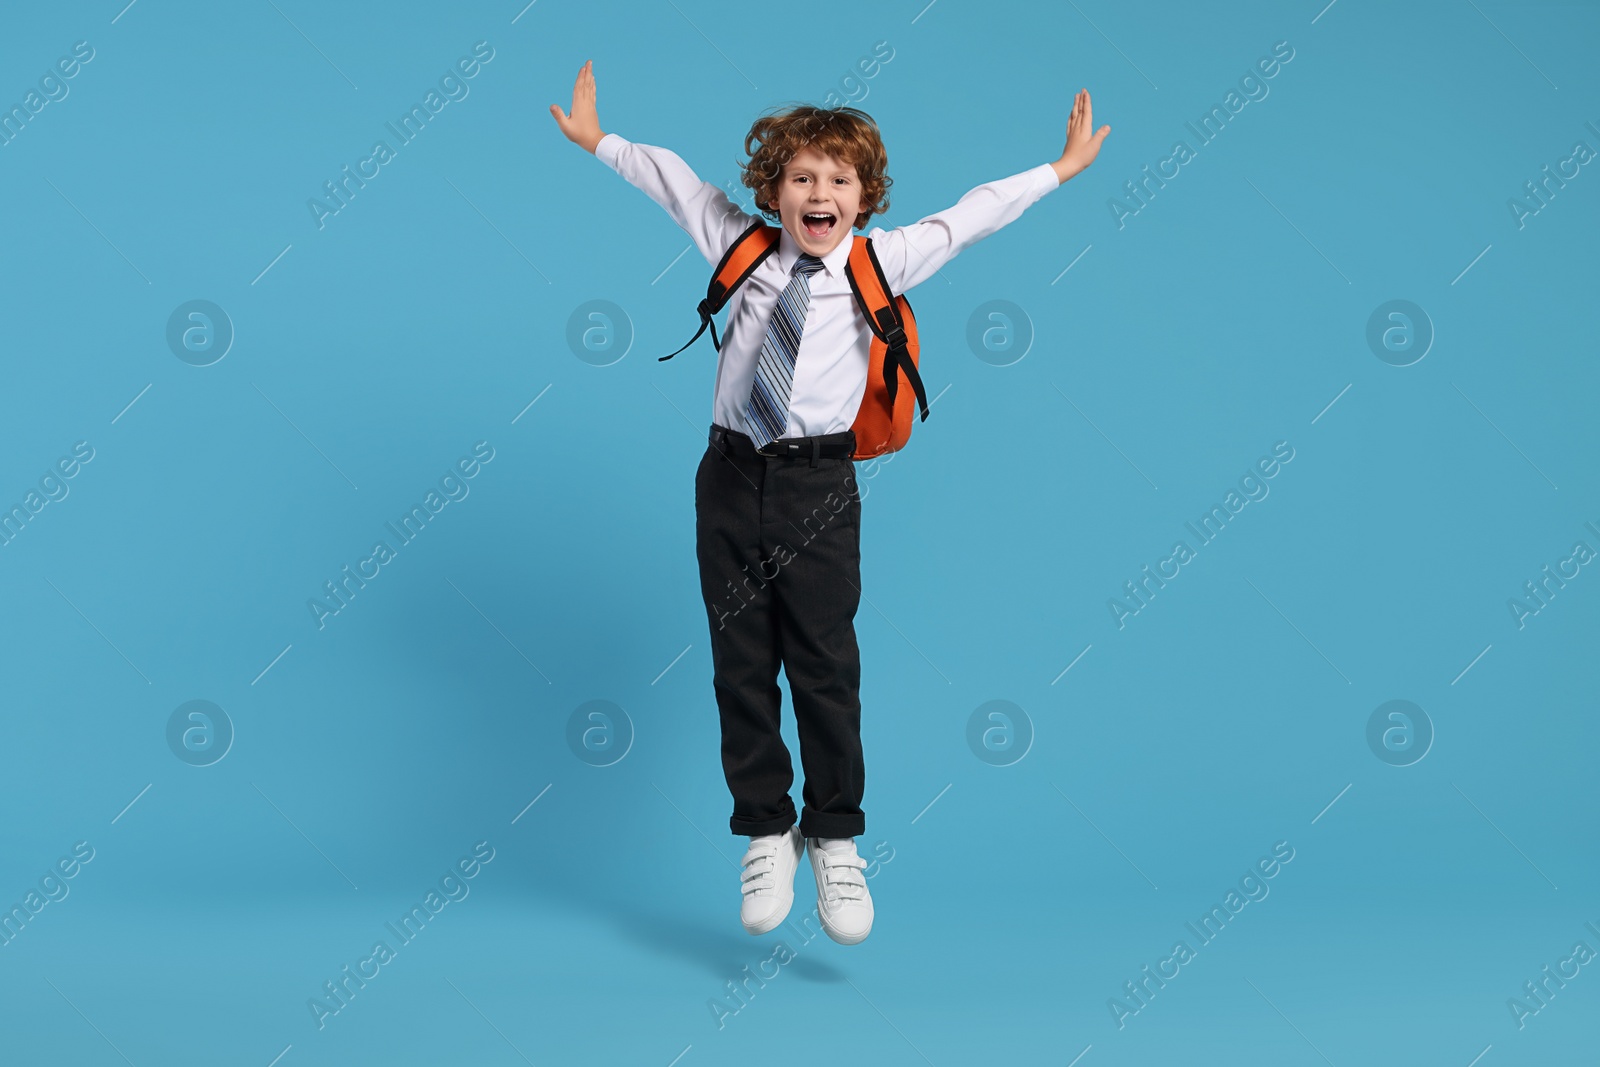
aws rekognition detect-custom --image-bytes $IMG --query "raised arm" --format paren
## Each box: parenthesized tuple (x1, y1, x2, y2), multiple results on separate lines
(866, 163, 1061, 294)
(550, 60, 757, 266)
(870, 88, 1111, 293)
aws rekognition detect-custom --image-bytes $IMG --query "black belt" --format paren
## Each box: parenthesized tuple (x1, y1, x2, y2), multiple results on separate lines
(710, 424, 855, 465)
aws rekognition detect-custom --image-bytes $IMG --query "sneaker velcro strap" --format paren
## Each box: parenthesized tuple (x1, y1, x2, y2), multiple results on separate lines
(819, 854, 867, 893)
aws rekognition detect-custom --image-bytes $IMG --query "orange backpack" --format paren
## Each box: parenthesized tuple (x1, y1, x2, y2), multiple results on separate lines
(659, 221, 930, 459)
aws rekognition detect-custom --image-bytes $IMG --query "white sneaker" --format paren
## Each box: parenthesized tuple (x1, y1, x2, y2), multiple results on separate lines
(739, 826, 802, 935)
(805, 837, 874, 945)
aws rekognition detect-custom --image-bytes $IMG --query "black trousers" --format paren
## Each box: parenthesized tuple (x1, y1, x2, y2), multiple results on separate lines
(695, 423, 865, 839)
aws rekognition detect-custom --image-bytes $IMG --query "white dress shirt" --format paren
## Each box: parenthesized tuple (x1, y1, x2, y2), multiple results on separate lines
(595, 132, 1061, 439)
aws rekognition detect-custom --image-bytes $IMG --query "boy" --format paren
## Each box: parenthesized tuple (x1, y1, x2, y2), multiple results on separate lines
(552, 60, 1108, 944)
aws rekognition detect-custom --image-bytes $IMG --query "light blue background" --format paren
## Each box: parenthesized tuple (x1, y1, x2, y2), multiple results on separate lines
(1, 0, 1596, 1064)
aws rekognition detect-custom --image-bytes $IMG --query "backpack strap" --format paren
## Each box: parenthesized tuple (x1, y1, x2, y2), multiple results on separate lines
(659, 221, 781, 361)
(845, 237, 930, 422)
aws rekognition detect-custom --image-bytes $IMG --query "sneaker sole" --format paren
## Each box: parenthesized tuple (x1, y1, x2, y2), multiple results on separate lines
(741, 890, 795, 936)
(819, 917, 871, 945)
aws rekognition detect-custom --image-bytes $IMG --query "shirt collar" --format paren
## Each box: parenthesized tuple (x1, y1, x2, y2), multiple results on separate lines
(775, 224, 855, 280)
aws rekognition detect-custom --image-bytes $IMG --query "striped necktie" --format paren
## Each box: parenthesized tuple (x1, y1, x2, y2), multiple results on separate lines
(745, 253, 825, 449)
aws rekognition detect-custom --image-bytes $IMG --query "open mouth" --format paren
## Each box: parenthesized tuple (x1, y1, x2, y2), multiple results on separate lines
(802, 212, 836, 238)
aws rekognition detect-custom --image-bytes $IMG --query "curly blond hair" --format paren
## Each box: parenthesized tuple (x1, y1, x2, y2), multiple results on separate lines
(738, 104, 892, 232)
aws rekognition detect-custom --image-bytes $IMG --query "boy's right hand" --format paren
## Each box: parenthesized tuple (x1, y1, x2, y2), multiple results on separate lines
(550, 59, 606, 154)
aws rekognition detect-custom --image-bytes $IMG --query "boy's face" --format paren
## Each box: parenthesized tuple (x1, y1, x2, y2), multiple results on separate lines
(766, 146, 863, 258)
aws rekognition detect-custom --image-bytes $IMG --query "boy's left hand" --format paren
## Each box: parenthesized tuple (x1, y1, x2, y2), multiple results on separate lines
(1052, 88, 1110, 184)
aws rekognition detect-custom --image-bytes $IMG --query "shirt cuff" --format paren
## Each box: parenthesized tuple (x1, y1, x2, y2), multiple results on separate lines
(595, 131, 626, 169)
(1028, 161, 1062, 197)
